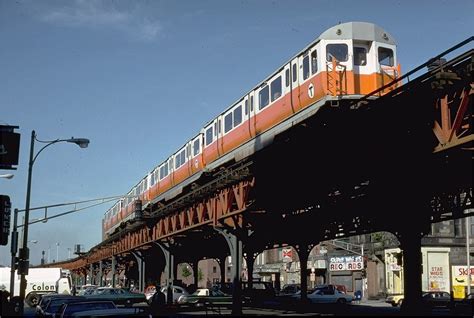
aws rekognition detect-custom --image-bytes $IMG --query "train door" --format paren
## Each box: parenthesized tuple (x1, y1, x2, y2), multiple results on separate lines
(324, 41, 351, 95)
(375, 43, 398, 93)
(283, 63, 294, 114)
(290, 57, 301, 111)
(353, 41, 372, 94)
(247, 92, 256, 137)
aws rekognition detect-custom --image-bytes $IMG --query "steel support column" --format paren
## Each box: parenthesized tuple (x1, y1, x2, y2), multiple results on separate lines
(131, 251, 146, 292)
(111, 256, 116, 288)
(398, 229, 424, 315)
(218, 257, 227, 285)
(295, 244, 313, 303)
(215, 228, 243, 316)
(154, 241, 174, 305)
(98, 261, 103, 287)
(89, 264, 94, 285)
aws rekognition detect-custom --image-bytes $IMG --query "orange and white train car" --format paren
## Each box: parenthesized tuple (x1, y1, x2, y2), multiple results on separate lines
(103, 22, 401, 238)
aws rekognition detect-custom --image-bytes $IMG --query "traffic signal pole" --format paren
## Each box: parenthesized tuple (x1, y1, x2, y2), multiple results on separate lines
(9, 208, 18, 296)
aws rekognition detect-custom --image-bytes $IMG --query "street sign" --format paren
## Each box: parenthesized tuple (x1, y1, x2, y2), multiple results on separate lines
(0, 125, 20, 170)
(0, 195, 11, 245)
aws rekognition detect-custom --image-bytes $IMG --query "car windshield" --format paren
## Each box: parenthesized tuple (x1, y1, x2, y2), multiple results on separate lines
(48, 298, 81, 312)
(63, 302, 116, 315)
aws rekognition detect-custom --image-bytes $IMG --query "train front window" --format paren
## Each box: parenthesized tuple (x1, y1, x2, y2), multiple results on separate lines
(326, 44, 348, 62)
(354, 47, 367, 66)
(378, 47, 394, 66)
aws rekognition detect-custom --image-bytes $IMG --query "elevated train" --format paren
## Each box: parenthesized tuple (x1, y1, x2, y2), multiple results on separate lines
(102, 21, 401, 239)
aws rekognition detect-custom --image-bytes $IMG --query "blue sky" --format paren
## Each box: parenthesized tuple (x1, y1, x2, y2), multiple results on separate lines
(0, 0, 472, 266)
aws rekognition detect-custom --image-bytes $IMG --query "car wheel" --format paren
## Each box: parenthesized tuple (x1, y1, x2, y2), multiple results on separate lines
(26, 293, 40, 307)
(336, 298, 346, 304)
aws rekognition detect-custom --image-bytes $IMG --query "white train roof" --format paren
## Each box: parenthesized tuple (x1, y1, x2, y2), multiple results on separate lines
(318, 21, 396, 45)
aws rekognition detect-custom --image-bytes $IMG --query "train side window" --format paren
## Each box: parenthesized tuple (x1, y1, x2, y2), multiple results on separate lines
(205, 126, 213, 146)
(285, 69, 290, 87)
(378, 47, 394, 66)
(311, 51, 318, 74)
(302, 55, 310, 80)
(224, 112, 233, 133)
(271, 76, 282, 102)
(193, 139, 200, 156)
(233, 105, 242, 127)
(250, 96, 254, 112)
(326, 44, 348, 62)
(244, 100, 248, 115)
(259, 85, 269, 110)
(292, 63, 297, 82)
(218, 119, 221, 134)
(354, 47, 367, 66)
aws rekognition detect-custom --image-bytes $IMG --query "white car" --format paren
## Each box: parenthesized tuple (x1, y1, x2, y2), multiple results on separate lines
(292, 286, 353, 304)
(160, 285, 190, 304)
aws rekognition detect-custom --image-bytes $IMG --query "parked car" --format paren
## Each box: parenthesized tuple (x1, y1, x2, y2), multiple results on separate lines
(160, 285, 189, 304)
(36, 295, 86, 317)
(56, 300, 117, 318)
(385, 294, 404, 307)
(177, 288, 232, 307)
(83, 287, 147, 306)
(386, 291, 452, 308)
(214, 281, 276, 304)
(67, 307, 151, 317)
(279, 284, 301, 296)
(76, 285, 98, 296)
(292, 285, 353, 304)
(421, 291, 452, 309)
(454, 292, 474, 315)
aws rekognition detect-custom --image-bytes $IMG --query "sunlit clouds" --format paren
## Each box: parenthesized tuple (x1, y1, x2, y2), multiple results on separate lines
(39, 0, 162, 42)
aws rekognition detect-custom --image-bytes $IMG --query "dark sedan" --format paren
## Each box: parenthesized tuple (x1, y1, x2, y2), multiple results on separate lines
(422, 291, 452, 309)
(177, 288, 232, 307)
(83, 287, 147, 306)
(36, 295, 86, 317)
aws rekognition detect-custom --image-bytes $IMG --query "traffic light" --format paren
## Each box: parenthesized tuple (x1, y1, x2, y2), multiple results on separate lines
(0, 195, 11, 246)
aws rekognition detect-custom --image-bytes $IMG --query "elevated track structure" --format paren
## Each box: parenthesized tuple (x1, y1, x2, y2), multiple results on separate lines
(46, 40, 473, 314)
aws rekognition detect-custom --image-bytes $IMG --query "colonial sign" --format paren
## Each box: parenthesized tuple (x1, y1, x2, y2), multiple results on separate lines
(329, 255, 363, 271)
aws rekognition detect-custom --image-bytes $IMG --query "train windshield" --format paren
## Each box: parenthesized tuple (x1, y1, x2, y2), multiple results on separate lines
(326, 44, 348, 62)
(378, 47, 394, 66)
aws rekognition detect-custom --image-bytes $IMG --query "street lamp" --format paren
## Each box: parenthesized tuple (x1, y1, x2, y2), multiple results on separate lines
(17, 130, 89, 314)
(56, 242, 60, 263)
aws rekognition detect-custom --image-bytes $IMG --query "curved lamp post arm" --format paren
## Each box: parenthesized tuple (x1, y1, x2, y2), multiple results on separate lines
(33, 134, 90, 165)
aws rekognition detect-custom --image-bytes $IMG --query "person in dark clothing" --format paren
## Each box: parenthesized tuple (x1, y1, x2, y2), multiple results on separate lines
(150, 289, 167, 316)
